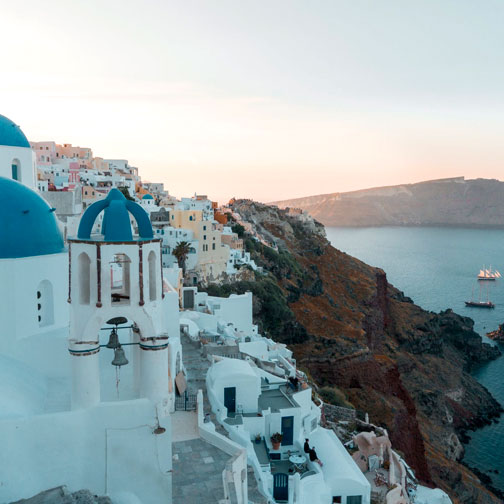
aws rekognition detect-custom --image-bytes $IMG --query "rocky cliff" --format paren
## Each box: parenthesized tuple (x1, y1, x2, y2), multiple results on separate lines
(220, 200, 503, 503)
(271, 177, 504, 227)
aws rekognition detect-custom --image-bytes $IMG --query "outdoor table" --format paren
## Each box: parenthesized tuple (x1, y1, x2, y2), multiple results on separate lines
(289, 455, 306, 466)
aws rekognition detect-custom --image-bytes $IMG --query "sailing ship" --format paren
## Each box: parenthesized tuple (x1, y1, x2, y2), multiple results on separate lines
(465, 282, 495, 309)
(477, 266, 501, 281)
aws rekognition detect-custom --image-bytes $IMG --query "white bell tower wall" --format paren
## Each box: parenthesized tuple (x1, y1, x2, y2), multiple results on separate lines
(68, 238, 171, 409)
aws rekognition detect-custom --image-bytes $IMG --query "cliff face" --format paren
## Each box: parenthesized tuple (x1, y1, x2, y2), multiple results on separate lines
(229, 199, 503, 504)
(271, 177, 504, 227)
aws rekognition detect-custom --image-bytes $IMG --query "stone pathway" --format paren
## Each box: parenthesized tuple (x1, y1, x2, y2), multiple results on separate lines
(180, 334, 227, 435)
(172, 438, 229, 504)
(179, 333, 268, 504)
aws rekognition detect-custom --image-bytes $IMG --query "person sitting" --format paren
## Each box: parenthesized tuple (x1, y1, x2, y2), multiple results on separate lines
(309, 447, 323, 466)
(288, 376, 299, 391)
(304, 438, 310, 453)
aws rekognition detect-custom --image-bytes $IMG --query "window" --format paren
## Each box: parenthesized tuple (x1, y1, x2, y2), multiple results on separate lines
(347, 497, 362, 504)
(212, 243, 215, 250)
(37, 280, 54, 327)
(203, 235, 207, 240)
(203, 225, 206, 230)
(332, 498, 342, 504)
(11, 159, 21, 181)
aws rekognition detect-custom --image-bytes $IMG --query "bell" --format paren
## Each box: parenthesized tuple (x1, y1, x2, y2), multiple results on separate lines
(112, 345, 129, 367)
(106, 328, 119, 349)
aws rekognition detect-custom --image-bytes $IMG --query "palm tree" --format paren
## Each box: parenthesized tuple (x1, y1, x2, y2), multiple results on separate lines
(172, 241, 191, 274)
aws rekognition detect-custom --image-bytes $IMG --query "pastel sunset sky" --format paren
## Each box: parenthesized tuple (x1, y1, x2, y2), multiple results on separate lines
(1, 0, 503, 203)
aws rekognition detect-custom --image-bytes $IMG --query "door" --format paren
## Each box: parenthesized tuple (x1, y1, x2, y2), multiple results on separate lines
(273, 473, 288, 501)
(183, 289, 194, 309)
(224, 386, 236, 414)
(281, 416, 294, 446)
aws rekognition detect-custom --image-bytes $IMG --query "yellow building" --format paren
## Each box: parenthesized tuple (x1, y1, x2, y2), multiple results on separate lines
(170, 208, 229, 282)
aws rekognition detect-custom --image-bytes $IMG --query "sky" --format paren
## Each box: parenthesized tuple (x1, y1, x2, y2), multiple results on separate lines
(1, 0, 504, 203)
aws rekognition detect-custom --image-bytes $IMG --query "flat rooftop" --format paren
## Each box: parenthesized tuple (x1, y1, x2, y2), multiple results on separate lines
(258, 387, 297, 412)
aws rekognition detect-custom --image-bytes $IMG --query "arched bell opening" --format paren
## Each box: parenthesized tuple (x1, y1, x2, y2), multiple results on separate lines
(148, 250, 157, 301)
(110, 253, 131, 306)
(78, 252, 91, 304)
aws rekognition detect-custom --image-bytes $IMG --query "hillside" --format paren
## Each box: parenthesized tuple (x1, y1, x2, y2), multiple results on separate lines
(271, 177, 504, 227)
(207, 200, 503, 503)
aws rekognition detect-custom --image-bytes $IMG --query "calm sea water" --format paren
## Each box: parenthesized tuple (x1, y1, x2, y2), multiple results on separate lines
(326, 226, 504, 492)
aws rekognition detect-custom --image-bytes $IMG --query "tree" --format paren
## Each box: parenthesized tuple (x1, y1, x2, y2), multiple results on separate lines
(118, 186, 134, 201)
(172, 241, 191, 274)
(231, 223, 245, 238)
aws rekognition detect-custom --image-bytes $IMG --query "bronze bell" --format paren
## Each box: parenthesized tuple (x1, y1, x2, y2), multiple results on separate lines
(106, 328, 119, 349)
(112, 345, 129, 367)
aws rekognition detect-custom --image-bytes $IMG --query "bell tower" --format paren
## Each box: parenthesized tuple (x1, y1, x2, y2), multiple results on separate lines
(68, 188, 169, 410)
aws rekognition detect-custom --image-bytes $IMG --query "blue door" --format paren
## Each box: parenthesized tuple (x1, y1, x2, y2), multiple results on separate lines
(273, 473, 288, 501)
(224, 386, 236, 414)
(281, 416, 294, 446)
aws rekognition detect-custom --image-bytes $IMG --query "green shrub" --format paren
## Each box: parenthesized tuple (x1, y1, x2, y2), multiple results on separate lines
(319, 386, 354, 408)
(231, 223, 246, 238)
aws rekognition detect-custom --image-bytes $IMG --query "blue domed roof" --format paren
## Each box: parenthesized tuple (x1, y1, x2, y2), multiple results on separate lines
(77, 188, 154, 242)
(0, 177, 65, 259)
(142, 194, 154, 200)
(0, 115, 30, 148)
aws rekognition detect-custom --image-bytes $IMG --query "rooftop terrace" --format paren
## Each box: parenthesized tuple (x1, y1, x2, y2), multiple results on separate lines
(258, 387, 298, 412)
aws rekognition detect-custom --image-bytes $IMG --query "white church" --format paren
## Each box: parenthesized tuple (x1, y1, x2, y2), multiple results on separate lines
(0, 114, 182, 503)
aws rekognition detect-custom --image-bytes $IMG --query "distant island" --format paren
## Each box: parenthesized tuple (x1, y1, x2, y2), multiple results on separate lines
(272, 176, 504, 227)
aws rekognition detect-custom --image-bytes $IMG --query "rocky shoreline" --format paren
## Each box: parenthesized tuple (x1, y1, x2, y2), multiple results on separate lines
(462, 464, 504, 501)
(225, 199, 504, 503)
(487, 324, 504, 342)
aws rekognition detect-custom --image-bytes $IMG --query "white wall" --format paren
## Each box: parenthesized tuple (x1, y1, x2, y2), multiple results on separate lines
(239, 341, 269, 361)
(207, 360, 261, 417)
(0, 253, 69, 350)
(0, 145, 36, 188)
(0, 399, 171, 503)
(211, 292, 254, 334)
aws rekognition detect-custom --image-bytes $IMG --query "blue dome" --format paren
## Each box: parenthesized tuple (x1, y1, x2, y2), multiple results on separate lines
(0, 177, 65, 259)
(78, 188, 154, 242)
(0, 115, 30, 148)
(142, 194, 154, 200)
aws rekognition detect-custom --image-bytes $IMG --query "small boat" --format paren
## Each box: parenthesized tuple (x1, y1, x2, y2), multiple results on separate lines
(477, 266, 501, 281)
(465, 300, 495, 309)
(466, 282, 495, 308)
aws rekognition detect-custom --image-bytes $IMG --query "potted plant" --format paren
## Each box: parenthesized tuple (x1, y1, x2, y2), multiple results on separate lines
(270, 432, 282, 450)
(255, 434, 262, 444)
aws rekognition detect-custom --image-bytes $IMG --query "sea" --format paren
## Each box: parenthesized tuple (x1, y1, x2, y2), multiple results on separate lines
(325, 226, 504, 492)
